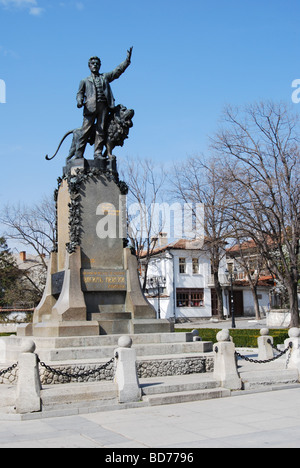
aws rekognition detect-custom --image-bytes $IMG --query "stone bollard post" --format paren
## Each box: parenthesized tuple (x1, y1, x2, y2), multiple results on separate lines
(114, 336, 141, 404)
(192, 329, 202, 342)
(258, 328, 274, 361)
(284, 328, 300, 372)
(16, 339, 41, 414)
(213, 329, 242, 390)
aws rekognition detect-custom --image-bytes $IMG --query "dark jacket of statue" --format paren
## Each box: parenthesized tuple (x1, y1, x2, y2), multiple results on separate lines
(77, 57, 131, 115)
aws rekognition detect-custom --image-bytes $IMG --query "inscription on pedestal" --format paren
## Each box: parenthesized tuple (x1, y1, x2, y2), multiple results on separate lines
(79, 175, 125, 269)
(81, 269, 127, 291)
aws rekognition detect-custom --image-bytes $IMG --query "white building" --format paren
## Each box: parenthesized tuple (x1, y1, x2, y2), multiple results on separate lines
(140, 237, 273, 322)
(140, 238, 226, 321)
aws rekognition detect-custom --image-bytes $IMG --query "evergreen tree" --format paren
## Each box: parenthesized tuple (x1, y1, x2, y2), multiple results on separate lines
(0, 237, 20, 307)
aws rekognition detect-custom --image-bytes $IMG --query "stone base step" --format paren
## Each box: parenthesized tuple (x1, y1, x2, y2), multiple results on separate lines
(41, 381, 118, 411)
(34, 332, 197, 349)
(140, 373, 218, 395)
(40, 374, 228, 413)
(39, 340, 213, 362)
(0, 386, 16, 412)
(241, 369, 300, 390)
(130, 319, 173, 334)
(143, 387, 230, 406)
(1, 368, 300, 419)
(33, 332, 195, 348)
(20, 332, 212, 363)
(18, 317, 174, 338)
(0, 332, 213, 364)
(3, 332, 195, 351)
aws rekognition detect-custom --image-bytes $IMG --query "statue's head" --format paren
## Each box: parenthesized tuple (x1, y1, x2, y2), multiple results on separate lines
(88, 56, 101, 73)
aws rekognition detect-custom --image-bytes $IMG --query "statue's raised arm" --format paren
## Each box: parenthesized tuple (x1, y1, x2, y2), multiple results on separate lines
(127, 46, 133, 62)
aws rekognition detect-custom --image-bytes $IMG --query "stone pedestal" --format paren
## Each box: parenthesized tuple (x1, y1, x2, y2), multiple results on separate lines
(16, 340, 41, 414)
(257, 328, 274, 361)
(284, 328, 300, 372)
(114, 336, 141, 403)
(213, 330, 242, 390)
(266, 309, 291, 327)
(18, 158, 171, 338)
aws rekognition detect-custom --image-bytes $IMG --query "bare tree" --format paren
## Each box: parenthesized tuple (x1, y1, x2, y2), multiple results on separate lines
(172, 155, 232, 320)
(120, 156, 168, 291)
(212, 101, 300, 327)
(0, 194, 56, 267)
(227, 236, 267, 320)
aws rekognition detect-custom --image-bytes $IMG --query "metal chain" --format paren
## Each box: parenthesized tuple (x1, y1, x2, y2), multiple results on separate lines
(38, 356, 115, 379)
(0, 357, 115, 380)
(235, 342, 293, 364)
(286, 346, 292, 369)
(0, 341, 294, 379)
(285, 342, 300, 369)
(0, 362, 18, 377)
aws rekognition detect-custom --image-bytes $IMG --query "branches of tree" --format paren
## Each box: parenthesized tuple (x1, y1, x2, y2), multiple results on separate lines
(170, 101, 299, 325)
(0, 195, 56, 308)
(120, 156, 168, 291)
(210, 101, 300, 326)
(171, 155, 233, 320)
(227, 234, 267, 320)
(0, 195, 56, 267)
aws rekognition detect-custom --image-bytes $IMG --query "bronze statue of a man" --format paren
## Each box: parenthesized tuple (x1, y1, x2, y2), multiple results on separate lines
(75, 47, 133, 159)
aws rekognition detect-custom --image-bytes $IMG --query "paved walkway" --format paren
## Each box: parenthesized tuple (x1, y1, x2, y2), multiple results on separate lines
(0, 387, 300, 448)
(175, 317, 269, 330)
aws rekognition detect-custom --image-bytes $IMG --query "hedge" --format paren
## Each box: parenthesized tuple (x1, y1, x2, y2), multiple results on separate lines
(176, 328, 289, 348)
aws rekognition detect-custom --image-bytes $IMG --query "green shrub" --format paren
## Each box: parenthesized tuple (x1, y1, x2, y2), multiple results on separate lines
(176, 328, 289, 347)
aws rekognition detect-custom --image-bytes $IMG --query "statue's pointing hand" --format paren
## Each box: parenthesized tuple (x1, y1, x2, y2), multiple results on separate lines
(127, 47, 133, 61)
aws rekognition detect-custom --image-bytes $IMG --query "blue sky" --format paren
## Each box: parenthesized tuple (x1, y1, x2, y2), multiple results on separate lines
(0, 0, 299, 212)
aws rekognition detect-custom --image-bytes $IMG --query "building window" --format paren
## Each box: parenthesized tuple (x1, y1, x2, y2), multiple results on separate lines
(190, 290, 204, 307)
(179, 258, 186, 274)
(176, 288, 204, 307)
(176, 290, 189, 307)
(192, 258, 199, 274)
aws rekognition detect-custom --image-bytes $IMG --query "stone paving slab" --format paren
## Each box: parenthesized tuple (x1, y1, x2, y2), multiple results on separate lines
(0, 387, 300, 447)
(175, 317, 269, 330)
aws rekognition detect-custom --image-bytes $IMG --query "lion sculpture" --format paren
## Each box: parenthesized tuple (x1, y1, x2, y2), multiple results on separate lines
(45, 104, 134, 165)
